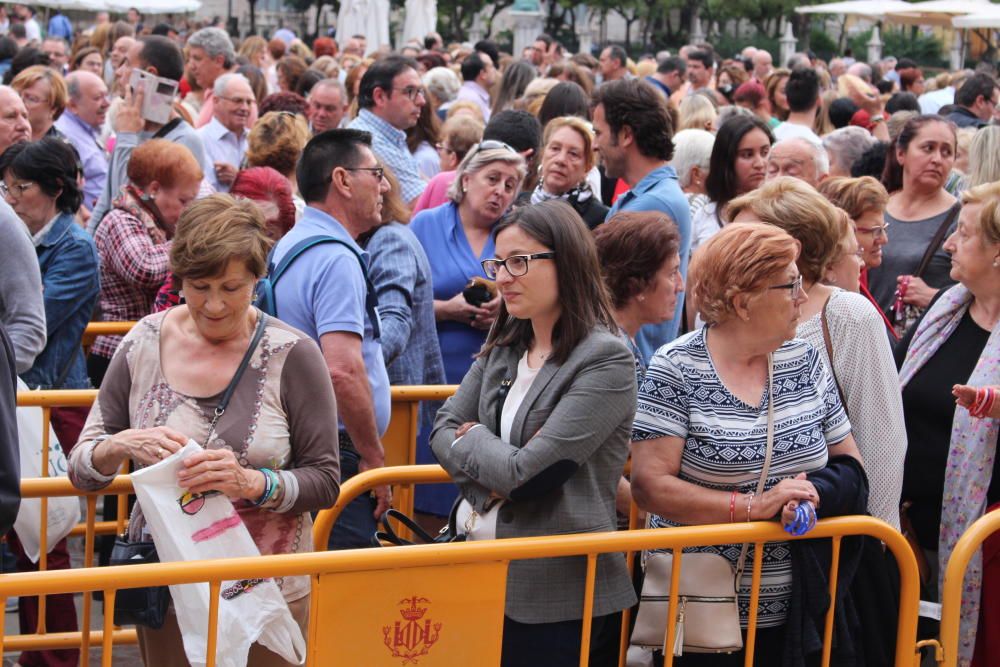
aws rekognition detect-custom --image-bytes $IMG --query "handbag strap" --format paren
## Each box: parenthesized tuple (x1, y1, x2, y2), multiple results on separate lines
(374, 509, 439, 546)
(820, 296, 848, 412)
(913, 202, 961, 280)
(734, 353, 775, 587)
(207, 310, 268, 435)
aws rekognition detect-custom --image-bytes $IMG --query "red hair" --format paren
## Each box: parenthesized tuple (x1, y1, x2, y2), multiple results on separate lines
(313, 37, 337, 58)
(230, 167, 296, 238)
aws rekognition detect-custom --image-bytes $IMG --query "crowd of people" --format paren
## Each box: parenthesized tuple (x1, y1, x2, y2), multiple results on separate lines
(0, 7, 999, 666)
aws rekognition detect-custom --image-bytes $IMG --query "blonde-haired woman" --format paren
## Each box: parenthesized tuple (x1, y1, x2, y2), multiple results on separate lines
(516, 116, 608, 228)
(678, 92, 717, 132)
(965, 125, 1000, 189)
(897, 181, 1000, 666)
(729, 176, 906, 531)
(245, 110, 310, 217)
(632, 220, 863, 663)
(9, 65, 67, 140)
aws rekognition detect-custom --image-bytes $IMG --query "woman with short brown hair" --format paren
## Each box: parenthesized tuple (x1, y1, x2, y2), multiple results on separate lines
(70, 194, 340, 667)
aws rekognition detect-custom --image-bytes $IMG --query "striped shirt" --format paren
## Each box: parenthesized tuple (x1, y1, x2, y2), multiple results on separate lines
(632, 328, 851, 627)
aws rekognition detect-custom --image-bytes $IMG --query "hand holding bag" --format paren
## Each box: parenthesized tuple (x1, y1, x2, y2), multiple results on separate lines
(630, 353, 777, 657)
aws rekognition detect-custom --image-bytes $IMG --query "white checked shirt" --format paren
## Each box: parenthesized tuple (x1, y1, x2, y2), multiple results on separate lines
(348, 109, 426, 203)
(196, 117, 248, 193)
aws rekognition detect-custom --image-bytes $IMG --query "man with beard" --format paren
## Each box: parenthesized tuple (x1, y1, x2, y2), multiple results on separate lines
(592, 78, 691, 360)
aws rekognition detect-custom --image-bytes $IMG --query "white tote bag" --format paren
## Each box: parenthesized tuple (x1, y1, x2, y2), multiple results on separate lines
(13, 378, 81, 563)
(131, 441, 306, 667)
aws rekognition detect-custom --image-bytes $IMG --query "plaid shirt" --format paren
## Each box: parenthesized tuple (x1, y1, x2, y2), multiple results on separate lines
(348, 109, 426, 203)
(91, 187, 171, 359)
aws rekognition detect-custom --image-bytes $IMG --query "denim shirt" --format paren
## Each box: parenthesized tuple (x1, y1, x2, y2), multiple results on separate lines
(21, 212, 100, 390)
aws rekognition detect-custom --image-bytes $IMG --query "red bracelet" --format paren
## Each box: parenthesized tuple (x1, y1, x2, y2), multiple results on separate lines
(729, 489, 738, 523)
(971, 387, 997, 419)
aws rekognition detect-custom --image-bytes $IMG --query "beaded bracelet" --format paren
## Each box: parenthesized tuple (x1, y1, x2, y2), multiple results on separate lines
(729, 489, 738, 523)
(745, 491, 755, 523)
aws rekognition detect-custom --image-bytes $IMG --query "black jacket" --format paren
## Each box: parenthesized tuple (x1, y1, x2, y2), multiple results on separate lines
(514, 190, 610, 230)
(0, 325, 21, 536)
(782, 455, 892, 667)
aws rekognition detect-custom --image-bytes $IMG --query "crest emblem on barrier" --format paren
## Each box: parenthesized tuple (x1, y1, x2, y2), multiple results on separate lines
(382, 596, 442, 664)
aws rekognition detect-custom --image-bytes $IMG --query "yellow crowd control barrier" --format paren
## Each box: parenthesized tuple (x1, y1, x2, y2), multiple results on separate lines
(81, 322, 135, 355)
(937, 510, 1000, 666)
(0, 514, 919, 667)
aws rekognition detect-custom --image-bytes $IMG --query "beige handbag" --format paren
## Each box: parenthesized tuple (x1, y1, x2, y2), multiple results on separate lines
(630, 354, 776, 657)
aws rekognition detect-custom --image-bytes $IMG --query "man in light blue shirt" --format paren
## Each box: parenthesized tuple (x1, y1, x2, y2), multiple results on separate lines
(269, 128, 391, 549)
(56, 71, 109, 210)
(196, 72, 252, 192)
(348, 55, 427, 207)
(594, 79, 691, 361)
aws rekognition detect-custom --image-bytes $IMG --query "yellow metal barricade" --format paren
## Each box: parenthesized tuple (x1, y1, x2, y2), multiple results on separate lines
(937, 510, 1000, 666)
(0, 513, 920, 667)
(80, 322, 135, 354)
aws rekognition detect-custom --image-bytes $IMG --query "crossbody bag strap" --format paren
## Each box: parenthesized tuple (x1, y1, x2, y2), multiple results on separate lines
(821, 296, 848, 411)
(211, 311, 267, 427)
(913, 202, 961, 280)
(734, 352, 775, 588)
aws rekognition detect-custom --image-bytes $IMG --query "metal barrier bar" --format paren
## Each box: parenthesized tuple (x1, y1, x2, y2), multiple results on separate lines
(0, 514, 920, 667)
(938, 510, 1000, 667)
(80, 322, 135, 354)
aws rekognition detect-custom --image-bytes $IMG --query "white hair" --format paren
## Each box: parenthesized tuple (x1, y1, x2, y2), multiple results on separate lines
(822, 126, 876, 176)
(213, 72, 250, 97)
(670, 129, 715, 188)
(773, 136, 830, 177)
(422, 66, 461, 104)
(188, 27, 236, 68)
(309, 77, 346, 100)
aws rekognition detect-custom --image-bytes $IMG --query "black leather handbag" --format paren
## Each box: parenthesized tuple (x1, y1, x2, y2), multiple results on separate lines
(372, 505, 467, 547)
(109, 538, 169, 628)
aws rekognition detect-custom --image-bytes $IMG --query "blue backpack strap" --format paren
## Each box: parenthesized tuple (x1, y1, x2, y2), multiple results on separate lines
(265, 235, 381, 339)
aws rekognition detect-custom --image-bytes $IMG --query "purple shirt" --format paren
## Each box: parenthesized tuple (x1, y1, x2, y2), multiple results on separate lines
(455, 81, 491, 122)
(54, 110, 108, 210)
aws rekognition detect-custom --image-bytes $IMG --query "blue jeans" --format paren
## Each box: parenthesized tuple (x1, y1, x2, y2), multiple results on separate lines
(327, 447, 378, 550)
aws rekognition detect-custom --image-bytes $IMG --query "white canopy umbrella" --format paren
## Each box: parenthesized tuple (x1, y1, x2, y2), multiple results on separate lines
(953, 5, 1000, 27)
(337, 0, 392, 51)
(795, 0, 919, 17)
(27, 0, 108, 11)
(885, 0, 995, 26)
(106, 0, 201, 13)
(402, 0, 436, 45)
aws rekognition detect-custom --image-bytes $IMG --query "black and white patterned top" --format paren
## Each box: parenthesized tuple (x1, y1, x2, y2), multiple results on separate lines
(632, 328, 851, 627)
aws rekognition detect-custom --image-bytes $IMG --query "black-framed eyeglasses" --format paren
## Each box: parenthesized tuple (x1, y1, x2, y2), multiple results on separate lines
(343, 166, 386, 181)
(481, 252, 555, 280)
(0, 181, 35, 199)
(768, 274, 803, 296)
(392, 86, 426, 102)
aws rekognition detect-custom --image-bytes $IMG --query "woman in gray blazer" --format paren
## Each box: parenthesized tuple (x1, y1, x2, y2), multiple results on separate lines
(431, 200, 637, 667)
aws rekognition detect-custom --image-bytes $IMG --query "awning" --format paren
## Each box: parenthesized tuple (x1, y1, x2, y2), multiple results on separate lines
(952, 5, 1000, 26)
(795, 0, 920, 17)
(884, 0, 996, 26)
